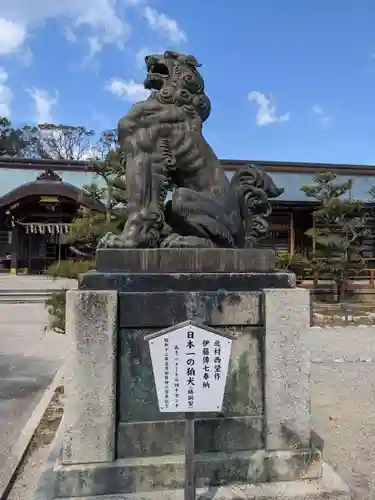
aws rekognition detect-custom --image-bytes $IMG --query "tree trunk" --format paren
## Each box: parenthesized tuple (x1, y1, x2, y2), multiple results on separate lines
(339, 280, 347, 303)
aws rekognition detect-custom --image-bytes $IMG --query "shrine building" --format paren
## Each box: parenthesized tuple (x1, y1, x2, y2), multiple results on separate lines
(0, 156, 375, 275)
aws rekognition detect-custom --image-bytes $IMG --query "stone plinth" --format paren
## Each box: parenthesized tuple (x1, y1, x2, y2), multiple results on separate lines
(95, 248, 276, 273)
(34, 249, 351, 500)
(264, 288, 311, 451)
(63, 290, 117, 464)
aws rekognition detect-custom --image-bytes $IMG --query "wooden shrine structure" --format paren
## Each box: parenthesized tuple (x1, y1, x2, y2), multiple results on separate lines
(0, 157, 375, 274)
(0, 163, 103, 274)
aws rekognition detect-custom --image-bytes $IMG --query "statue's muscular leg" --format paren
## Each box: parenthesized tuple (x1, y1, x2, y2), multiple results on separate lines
(101, 151, 170, 249)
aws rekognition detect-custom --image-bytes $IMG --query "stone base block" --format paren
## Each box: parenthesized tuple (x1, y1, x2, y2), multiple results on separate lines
(95, 248, 276, 273)
(117, 416, 264, 458)
(47, 464, 353, 500)
(52, 449, 321, 498)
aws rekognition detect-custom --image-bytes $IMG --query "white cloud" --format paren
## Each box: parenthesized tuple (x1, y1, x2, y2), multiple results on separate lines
(0, 1, 130, 57)
(0, 18, 27, 55)
(0, 68, 13, 117)
(64, 27, 77, 43)
(135, 46, 152, 69)
(312, 104, 330, 124)
(87, 36, 102, 57)
(248, 91, 290, 126)
(27, 87, 59, 124)
(0, 2, 187, 63)
(105, 78, 150, 103)
(143, 6, 187, 44)
(135, 45, 165, 69)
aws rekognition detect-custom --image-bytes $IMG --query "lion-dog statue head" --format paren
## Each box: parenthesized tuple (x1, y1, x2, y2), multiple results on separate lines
(143, 50, 211, 122)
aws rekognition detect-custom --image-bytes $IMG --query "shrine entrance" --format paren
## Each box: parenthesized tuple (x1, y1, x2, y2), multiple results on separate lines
(17, 220, 74, 274)
(0, 170, 104, 274)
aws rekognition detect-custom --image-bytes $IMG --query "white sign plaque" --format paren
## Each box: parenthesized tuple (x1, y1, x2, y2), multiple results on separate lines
(146, 321, 233, 413)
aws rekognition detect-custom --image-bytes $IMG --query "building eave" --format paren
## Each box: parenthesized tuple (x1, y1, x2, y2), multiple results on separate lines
(0, 156, 96, 172)
(221, 159, 375, 176)
(0, 156, 375, 176)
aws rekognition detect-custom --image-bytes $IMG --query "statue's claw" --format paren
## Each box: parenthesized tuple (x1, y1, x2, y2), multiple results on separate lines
(97, 208, 172, 249)
(161, 233, 216, 248)
(97, 232, 130, 249)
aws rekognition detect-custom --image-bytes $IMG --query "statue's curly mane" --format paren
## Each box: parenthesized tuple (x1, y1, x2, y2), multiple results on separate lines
(147, 51, 212, 123)
(150, 87, 211, 123)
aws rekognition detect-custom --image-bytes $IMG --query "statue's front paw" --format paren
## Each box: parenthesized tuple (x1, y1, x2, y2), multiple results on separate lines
(97, 232, 129, 249)
(98, 209, 171, 249)
(119, 208, 167, 248)
(161, 233, 216, 248)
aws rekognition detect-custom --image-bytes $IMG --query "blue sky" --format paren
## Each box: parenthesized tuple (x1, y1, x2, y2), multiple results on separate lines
(0, 0, 375, 194)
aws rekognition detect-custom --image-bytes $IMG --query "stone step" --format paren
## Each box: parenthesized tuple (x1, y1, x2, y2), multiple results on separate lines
(0, 293, 52, 303)
(54, 450, 322, 498)
(0, 297, 50, 303)
(56, 463, 352, 500)
(0, 289, 65, 302)
(0, 289, 63, 293)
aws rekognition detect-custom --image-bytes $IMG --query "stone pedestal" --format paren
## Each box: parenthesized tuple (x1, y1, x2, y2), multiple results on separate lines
(34, 249, 353, 500)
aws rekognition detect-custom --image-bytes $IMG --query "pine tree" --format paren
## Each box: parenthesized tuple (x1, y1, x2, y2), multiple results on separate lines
(62, 147, 127, 258)
(0, 118, 33, 157)
(301, 171, 367, 301)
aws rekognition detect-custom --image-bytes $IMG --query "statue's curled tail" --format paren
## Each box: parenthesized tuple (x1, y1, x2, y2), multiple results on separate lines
(230, 164, 284, 247)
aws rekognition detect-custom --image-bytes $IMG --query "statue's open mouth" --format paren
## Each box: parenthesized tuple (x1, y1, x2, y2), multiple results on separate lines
(147, 62, 169, 76)
(144, 60, 170, 90)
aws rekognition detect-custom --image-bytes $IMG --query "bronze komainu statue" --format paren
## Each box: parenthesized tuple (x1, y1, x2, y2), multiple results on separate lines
(99, 50, 283, 249)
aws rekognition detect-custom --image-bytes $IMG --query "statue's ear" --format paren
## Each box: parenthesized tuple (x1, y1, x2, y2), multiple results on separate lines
(184, 55, 201, 68)
(164, 50, 179, 59)
(164, 51, 202, 68)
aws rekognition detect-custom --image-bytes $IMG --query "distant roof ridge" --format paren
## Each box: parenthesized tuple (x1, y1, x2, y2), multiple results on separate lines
(0, 155, 374, 174)
(220, 159, 375, 170)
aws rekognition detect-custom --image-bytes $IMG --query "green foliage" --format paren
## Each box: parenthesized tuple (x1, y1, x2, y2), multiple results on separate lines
(0, 118, 35, 157)
(45, 291, 66, 334)
(46, 261, 94, 334)
(301, 171, 367, 299)
(276, 252, 312, 284)
(47, 260, 93, 279)
(63, 147, 127, 256)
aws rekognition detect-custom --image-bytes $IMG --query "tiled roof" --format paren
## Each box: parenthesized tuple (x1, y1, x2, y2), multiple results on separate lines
(225, 169, 375, 202)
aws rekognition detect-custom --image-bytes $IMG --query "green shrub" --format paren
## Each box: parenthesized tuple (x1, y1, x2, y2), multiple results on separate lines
(47, 259, 93, 279)
(276, 252, 312, 285)
(45, 260, 94, 334)
(45, 290, 66, 334)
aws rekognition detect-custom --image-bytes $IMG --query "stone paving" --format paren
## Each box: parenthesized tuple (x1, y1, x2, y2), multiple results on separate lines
(0, 303, 66, 488)
(309, 325, 375, 364)
(0, 274, 76, 291)
(311, 362, 375, 500)
(308, 325, 375, 499)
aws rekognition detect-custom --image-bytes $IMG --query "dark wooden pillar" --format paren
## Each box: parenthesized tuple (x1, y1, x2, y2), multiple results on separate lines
(289, 211, 295, 256)
(10, 223, 18, 275)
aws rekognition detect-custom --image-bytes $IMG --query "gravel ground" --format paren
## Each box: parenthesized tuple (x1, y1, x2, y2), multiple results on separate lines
(311, 362, 375, 500)
(309, 326, 375, 499)
(6, 387, 64, 500)
(309, 326, 375, 364)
